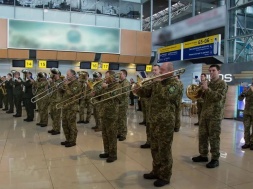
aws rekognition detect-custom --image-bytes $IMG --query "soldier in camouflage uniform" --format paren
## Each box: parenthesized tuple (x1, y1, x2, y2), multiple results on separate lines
(194, 73, 207, 126)
(92, 72, 103, 132)
(13, 72, 23, 117)
(96, 70, 120, 163)
(84, 73, 92, 124)
(139, 98, 147, 125)
(117, 69, 130, 141)
(48, 69, 63, 135)
(35, 73, 49, 127)
(77, 72, 88, 124)
(61, 69, 81, 147)
(238, 80, 253, 150)
(140, 65, 160, 149)
(5, 73, 14, 113)
(0, 76, 8, 110)
(134, 62, 181, 187)
(174, 75, 184, 132)
(192, 64, 228, 169)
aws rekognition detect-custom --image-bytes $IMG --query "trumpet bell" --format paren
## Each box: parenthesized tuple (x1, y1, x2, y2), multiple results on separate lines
(186, 84, 203, 101)
(131, 83, 141, 96)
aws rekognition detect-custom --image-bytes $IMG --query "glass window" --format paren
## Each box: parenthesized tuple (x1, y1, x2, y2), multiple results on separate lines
(119, 0, 141, 19)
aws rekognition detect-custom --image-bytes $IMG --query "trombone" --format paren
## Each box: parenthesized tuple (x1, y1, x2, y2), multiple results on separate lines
(90, 68, 185, 105)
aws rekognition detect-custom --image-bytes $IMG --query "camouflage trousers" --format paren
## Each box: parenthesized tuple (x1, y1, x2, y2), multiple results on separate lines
(174, 107, 181, 130)
(50, 102, 61, 132)
(62, 109, 78, 143)
(199, 118, 221, 160)
(145, 103, 151, 144)
(243, 114, 253, 145)
(117, 104, 128, 137)
(37, 99, 49, 124)
(141, 99, 147, 122)
(150, 122, 174, 182)
(79, 98, 92, 121)
(93, 105, 102, 129)
(197, 101, 203, 123)
(78, 99, 85, 121)
(102, 105, 119, 158)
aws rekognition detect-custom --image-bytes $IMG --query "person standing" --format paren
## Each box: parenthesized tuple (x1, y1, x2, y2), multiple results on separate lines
(77, 71, 88, 124)
(61, 69, 81, 147)
(140, 65, 160, 149)
(22, 71, 35, 122)
(174, 75, 184, 132)
(84, 73, 92, 124)
(239, 81, 253, 150)
(134, 62, 181, 187)
(13, 71, 23, 117)
(194, 73, 207, 126)
(0, 76, 8, 110)
(192, 64, 228, 168)
(5, 73, 14, 113)
(117, 69, 130, 141)
(129, 78, 135, 106)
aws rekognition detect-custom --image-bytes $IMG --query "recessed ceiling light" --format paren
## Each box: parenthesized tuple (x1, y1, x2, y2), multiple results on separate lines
(198, 12, 201, 14)
(211, 7, 213, 8)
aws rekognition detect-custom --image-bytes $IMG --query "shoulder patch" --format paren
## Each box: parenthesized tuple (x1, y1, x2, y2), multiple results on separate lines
(168, 85, 176, 94)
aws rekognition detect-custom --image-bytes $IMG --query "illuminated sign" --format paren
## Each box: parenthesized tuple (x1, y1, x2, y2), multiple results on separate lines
(25, 60, 33, 68)
(146, 65, 152, 72)
(157, 43, 182, 62)
(39, 60, 47, 68)
(102, 63, 109, 70)
(206, 74, 233, 83)
(91, 62, 98, 70)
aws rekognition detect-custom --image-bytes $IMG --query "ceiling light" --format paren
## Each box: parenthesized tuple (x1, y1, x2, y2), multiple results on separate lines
(211, 7, 213, 9)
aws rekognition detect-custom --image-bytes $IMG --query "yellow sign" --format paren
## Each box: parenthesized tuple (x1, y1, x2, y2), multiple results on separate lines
(146, 65, 152, 72)
(102, 63, 109, 70)
(91, 62, 99, 70)
(39, 60, 47, 68)
(25, 60, 33, 68)
(158, 44, 181, 53)
(183, 34, 220, 49)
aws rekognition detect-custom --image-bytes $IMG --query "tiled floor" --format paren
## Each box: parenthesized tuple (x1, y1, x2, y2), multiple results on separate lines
(0, 106, 252, 189)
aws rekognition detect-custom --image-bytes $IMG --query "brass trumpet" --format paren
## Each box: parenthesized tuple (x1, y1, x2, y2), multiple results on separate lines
(90, 68, 185, 105)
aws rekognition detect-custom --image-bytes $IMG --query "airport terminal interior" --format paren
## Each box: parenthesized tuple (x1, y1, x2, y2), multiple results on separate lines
(0, 0, 253, 188)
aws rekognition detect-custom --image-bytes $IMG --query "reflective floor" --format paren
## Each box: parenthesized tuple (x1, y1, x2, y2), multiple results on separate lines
(0, 106, 252, 189)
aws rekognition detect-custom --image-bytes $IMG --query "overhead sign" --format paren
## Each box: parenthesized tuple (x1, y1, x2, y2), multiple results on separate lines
(183, 34, 221, 60)
(146, 65, 152, 72)
(39, 60, 47, 68)
(157, 44, 182, 62)
(102, 63, 109, 70)
(91, 62, 99, 70)
(25, 60, 33, 68)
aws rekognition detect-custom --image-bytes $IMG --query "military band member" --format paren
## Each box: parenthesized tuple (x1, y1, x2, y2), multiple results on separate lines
(239, 80, 253, 150)
(174, 75, 184, 132)
(48, 69, 63, 135)
(13, 71, 23, 117)
(5, 73, 14, 113)
(134, 62, 180, 187)
(22, 71, 35, 122)
(140, 65, 160, 149)
(61, 69, 81, 147)
(84, 73, 92, 124)
(77, 71, 88, 124)
(35, 73, 49, 127)
(97, 70, 121, 163)
(0, 76, 8, 110)
(117, 69, 130, 141)
(192, 64, 228, 168)
(139, 97, 147, 125)
(194, 73, 207, 126)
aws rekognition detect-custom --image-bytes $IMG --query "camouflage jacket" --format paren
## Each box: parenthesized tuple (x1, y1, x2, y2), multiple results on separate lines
(176, 80, 184, 109)
(238, 86, 253, 115)
(136, 77, 181, 124)
(62, 79, 81, 110)
(34, 80, 49, 100)
(201, 78, 228, 120)
(50, 79, 63, 104)
(118, 79, 131, 106)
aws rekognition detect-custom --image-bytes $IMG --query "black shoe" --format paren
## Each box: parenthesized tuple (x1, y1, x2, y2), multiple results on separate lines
(65, 142, 76, 147)
(130, 104, 134, 106)
(154, 179, 170, 187)
(36, 123, 42, 126)
(137, 109, 141, 111)
(106, 157, 117, 163)
(91, 126, 98, 129)
(61, 141, 68, 145)
(83, 121, 89, 124)
(118, 136, 126, 141)
(2, 108, 8, 111)
(6, 110, 13, 113)
(77, 120, 85, 124)
(174, 128, 179, 132)
(51, 131, 60, 135)
(26, 119, 33, 122)
(117, 135, 120, 138)
(48, 130, 54, 133)
(192, 155, 208, 162)
(13, 114, 21, 117)
(143, 173, 159, 180)
(250, 144, 253, 150)
(140, 143, 150, 148)
(242, 144, 250, 149)
(206, 159, 219, 168)
(194, 122, 199, 126)
(40, 124, 47, 127)
(139, 121, 146, 125)
(99, 153, 109, 158)
(24, 118, 29, 121)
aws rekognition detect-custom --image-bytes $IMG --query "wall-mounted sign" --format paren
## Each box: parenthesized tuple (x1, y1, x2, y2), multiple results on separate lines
(25, 60, 33, 68)
(91, 62, 99, 70)
(39, 60, 47, 68)
(102, 63, 109, 70)
(157, 44, 182, 63)
(146, 65, 152, 72)
(183, 34, 221, 60)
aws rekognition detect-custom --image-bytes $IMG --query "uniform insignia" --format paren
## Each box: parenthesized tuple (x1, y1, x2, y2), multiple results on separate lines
(73, 87, 77, 91)
(168, 86, 176, 94)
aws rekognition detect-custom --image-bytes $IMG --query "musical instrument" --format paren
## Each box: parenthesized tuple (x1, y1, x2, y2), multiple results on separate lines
(90, 68, 185, 105)
(0, 79, 7, 95)
(186, 79, 209, 101)
(77, 71, 88, 81)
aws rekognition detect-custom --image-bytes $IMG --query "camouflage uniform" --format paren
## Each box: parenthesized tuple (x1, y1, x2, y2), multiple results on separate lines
(199, 78, 228, 160)
(238, 87, 253, 145)
(5, 80, 14, 112)
(92, 80, 103, 130)
(78, 81, 87, 122)
(174, 81, 184, 131)
(117, 79, 130, 138)
(140, 98, 147, 122)
(62, 79, 81, 143)
(49, 79, 63, 132)
(84, 82, 92, 122)
(137, 78, 180, 182)
(13, 78, 23, 116)
(100, 82, 120, 158)
(35, 80, 49, 125)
